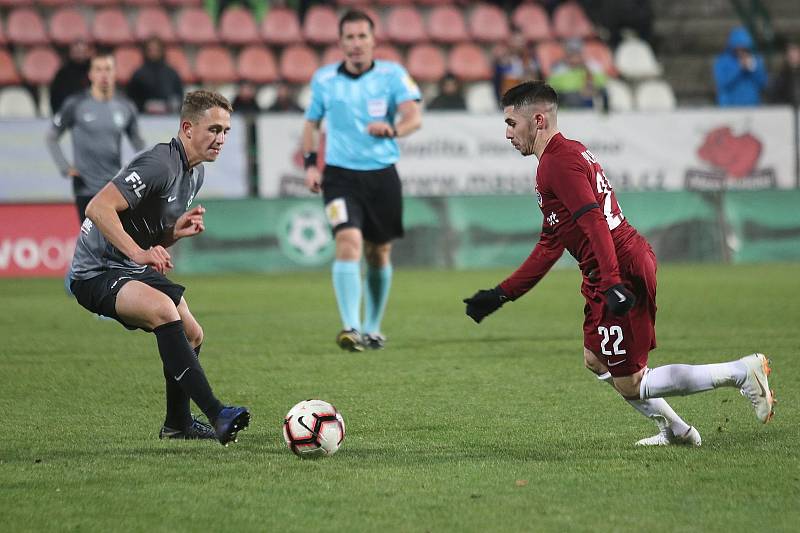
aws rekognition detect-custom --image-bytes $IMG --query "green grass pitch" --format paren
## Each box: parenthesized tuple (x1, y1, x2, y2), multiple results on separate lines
(1, 264, 798, 532)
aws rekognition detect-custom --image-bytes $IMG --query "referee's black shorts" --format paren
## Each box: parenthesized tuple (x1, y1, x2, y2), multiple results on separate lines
(70, 267, 185, 331)
(321, 164, 404, 244)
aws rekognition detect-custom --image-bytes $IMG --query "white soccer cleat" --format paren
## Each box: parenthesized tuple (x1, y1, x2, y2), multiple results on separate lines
(739, 353, 775, 423)
(635, 426, 702, 447)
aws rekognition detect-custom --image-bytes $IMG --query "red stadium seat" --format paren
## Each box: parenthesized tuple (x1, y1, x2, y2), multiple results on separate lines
(375, 44, 403, 64)
(512, 2, 552, 42)
(114, 46, 144, 85)
(406, 44, 446, 83)
(219, 6, 260, 46)
(122, 0, 160, 6)
(448, 43, 491, 81)
(165, 46, 195, 84)
(386, 6, 427, 45)
(81, 0, 123, 6)
(0, 0, 41, 6)
(195, 46, 237, 84)
(417, 0, 455, 4)
(49, 8, 90, 46)
(7, 8, 48, 46)
(92, 8, 134, 46)
(0, 16, 6, 45)
(337, 0, 369, 5)
(582, 39, 617, 76)
(176, 8, 218, 45)
(302, 5, 339, 45)
(321, 45, 344, 67)
(469, 3, 510, 43)
(37, 0, 74, 7)
(261, 7, 302, 46)
(428, 6, 468, 44)
(535, 40, 565, 77)
(376, 0, 407, 5)
(237, 45, 278, 84)
(134, 7, 177, 44)
(163, 0, 203, 6)
(0, 49, 22, 85)
(279, 44, 318, 84)
(21, 46, 60, 85)
(552, 1, 594, 40)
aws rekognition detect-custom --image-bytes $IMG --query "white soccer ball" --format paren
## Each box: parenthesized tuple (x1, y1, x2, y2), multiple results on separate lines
(282, 399, 345, 458)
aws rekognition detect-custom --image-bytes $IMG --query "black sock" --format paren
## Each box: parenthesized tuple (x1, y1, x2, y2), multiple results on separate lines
(162, 344, 201, 429)
(154, 321, 222, 421)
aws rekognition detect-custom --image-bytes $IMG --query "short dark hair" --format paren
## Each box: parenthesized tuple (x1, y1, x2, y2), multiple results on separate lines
(339, 9, 374, 36)
(90, 48, 114, 64)
(180, 90, 233, 123)
(501, 81, 558, 109)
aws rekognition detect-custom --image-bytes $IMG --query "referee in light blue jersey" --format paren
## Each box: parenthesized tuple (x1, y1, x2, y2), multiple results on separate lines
(303, 9, 422, 352)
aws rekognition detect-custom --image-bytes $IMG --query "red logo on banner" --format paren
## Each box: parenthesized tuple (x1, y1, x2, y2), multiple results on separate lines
(697, 126, 761, 179)
(0, 204, 79, 277)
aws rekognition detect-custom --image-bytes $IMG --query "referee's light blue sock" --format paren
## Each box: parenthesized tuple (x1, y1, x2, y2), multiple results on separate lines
(332, 260, 362, 332)
(363, 264, 392, 335)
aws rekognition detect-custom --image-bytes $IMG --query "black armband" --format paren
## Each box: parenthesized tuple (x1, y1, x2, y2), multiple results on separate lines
(303, 152, 318, 169)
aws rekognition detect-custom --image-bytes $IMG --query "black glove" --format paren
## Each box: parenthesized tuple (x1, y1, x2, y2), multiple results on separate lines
(605, 283, 636, 316)
(463, 286, 508, 324)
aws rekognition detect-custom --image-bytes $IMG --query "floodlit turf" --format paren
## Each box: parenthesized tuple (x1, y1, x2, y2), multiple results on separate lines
(1, 264, 798, 532)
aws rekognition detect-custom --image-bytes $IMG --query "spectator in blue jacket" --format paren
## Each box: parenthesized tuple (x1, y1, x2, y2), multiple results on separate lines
(713, 27, 768, 106)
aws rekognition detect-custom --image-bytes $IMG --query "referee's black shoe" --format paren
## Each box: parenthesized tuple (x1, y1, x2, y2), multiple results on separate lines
(363, 333, 386, 350)
(159, 416, 216, 440)
(212, 406, 251, 446)
(336, 329, 365, 352)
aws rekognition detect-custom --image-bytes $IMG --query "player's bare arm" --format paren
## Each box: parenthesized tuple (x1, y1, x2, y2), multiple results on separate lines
(367, 100, 422, 138)
(86, 183, 173, 273)
(302, 119, 323, 193)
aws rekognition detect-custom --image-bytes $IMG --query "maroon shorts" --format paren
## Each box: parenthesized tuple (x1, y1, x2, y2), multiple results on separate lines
(583, 244, 657, 377)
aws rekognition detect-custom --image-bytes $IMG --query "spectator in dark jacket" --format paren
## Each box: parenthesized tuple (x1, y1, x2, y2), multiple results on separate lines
(49, 41, 93, 115)
(427, 73, 467, 110)
(770, 42, 800, 106)
(713, 27, 768, 106)
(126, 37, 184, 114)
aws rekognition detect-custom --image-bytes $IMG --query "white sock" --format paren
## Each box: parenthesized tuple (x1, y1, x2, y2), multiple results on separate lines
(640, 361, 747, 400)
(595, 371, 691, 437)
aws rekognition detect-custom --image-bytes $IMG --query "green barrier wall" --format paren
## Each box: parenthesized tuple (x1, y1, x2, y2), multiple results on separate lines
(173, 191, 800, 273)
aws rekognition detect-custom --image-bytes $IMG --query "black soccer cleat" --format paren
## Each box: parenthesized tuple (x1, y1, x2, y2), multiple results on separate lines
(363, 333, 386, 350)
(336, 329, 365, 352)
(212, 406, 251, 446)
(159, 416, 216, 440)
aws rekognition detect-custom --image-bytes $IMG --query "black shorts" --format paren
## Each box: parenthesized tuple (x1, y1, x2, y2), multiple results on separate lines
(70, 267, 185, 331)
(321, 164, 404, 244)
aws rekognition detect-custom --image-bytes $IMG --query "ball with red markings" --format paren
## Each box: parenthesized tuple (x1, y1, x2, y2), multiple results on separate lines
(282, 399, 345, 458)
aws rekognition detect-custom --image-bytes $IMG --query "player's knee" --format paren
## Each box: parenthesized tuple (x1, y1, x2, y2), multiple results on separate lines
(148, 297, 181, 329)
(364, 242, 391, 267)
(184, 322, 204, 347)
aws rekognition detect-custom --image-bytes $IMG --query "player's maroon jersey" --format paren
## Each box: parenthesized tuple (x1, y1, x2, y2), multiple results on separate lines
(499, 133, 644, 298)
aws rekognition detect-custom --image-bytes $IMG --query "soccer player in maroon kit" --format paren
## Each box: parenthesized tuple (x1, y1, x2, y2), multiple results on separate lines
(464, 81, 775, 445)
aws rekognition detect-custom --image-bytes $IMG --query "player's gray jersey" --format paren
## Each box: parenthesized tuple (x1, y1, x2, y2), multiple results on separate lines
(71, 137, 204, 280)
(46, 91, 145, 196)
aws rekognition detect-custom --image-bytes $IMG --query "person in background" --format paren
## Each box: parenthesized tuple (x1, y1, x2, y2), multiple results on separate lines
(267, 81, 303, 112)
(713, 26, 768, 107)
(46, 51, 145, 224)
(492, 30, 540, 106)
(232, 81, 261, 114)
(303, 10, 422, 352)
(127, 37, 184, 114)
(547, 38, 607, 109)
(769, 41, 800, 107)
(428, 73, 467, 111)
(49, 40, 93, 115)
